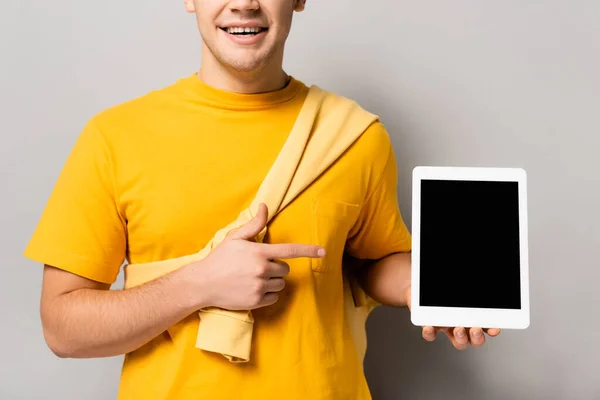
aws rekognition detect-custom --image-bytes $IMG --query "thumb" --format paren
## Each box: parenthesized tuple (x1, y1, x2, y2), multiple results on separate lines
(228, 203, 268, 241)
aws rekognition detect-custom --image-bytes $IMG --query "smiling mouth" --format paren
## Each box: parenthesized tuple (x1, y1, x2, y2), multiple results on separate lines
(219, 27, 268, 36)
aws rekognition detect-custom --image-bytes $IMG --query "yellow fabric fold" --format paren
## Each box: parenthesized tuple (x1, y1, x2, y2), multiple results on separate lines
(195, 309, 254, 362)
(123, 85, 380, 362)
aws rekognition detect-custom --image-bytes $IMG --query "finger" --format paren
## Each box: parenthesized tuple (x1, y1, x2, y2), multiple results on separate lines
(422, 326, 437, 342)
(441, 327, 454, 342)
(485, 328, 501, 337)
(256, 292, 279, 308)
(469, 327, 485, 347)
(441, 327, 462, 349)
(452, 327, 469, 350)
(264, 278, 286, 293)
(228, 203, 268, 240)
(260, 242, 326, 259)
(266, 260, 291, 278)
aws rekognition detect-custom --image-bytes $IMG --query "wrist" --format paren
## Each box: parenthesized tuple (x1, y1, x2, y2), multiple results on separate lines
(171, 261, 212, 312)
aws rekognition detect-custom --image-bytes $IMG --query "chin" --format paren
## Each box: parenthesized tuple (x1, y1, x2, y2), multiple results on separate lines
(220, 54, 270, 74)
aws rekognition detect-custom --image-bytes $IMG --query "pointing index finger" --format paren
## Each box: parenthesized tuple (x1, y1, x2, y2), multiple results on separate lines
(259, 243, 326, 259)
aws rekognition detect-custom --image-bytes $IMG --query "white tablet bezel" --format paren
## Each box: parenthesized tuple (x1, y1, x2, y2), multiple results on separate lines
(410, 166, 530, 329)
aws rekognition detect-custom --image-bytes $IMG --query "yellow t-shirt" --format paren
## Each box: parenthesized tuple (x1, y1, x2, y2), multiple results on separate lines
(24, 74, 412, 399)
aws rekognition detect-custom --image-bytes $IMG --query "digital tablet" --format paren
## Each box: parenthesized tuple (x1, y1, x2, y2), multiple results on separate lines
(410, 166, 530, 329)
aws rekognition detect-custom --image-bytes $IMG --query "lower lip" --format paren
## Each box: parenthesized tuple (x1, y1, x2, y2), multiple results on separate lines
(221, 29, 267, 45)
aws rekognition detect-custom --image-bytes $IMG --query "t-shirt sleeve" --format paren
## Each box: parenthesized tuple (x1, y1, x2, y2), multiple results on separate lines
(23, 118, 127, 284)
(345, 141, 412, 260)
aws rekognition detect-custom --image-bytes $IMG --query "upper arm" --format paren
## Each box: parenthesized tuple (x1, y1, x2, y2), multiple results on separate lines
(24, 118, 127, 286)
(42, 264, 110, 299)
(40, 264, 110, 330)
(345, 130, 412, 260)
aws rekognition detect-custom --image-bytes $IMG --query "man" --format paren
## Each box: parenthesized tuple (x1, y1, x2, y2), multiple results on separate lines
(24, 1, 500, 399)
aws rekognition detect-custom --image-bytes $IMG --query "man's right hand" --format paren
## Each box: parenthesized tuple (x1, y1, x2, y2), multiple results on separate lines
(185, 203, 326, 311)
(38, 203, 323, 358)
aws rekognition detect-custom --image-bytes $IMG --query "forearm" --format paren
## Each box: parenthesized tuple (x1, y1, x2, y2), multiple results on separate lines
(42, 267, 200, 358)
(358, 252, 411, 307)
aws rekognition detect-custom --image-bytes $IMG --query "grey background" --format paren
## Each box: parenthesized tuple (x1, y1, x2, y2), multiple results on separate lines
(2, 1, 599, 399)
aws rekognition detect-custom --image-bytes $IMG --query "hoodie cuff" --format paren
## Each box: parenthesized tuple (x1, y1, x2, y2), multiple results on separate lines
(195, 308, 254, 363)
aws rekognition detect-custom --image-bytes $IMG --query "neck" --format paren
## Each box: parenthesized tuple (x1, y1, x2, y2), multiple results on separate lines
(197, 45, 289, 94)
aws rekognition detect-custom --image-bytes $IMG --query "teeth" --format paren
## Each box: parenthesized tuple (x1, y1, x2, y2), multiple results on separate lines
(226, 27, 262, 34)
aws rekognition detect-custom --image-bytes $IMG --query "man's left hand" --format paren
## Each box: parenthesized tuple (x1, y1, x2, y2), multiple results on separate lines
(404, 285, 501, 350)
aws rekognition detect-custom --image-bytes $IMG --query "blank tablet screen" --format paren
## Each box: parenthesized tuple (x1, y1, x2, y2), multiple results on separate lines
(419, 179, 521, 309)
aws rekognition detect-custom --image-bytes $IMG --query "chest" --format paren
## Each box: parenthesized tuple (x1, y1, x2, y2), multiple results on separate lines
(117, 140, 366, 272)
